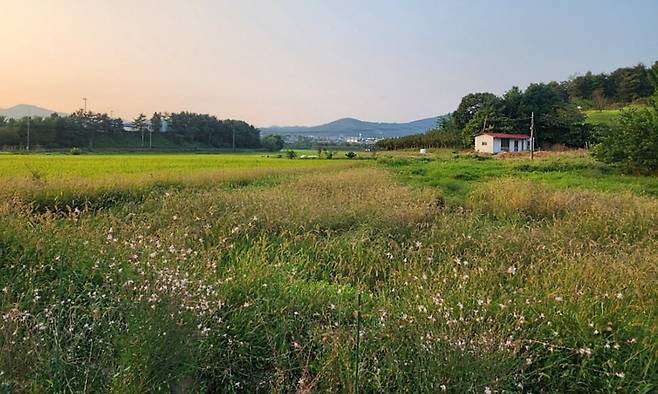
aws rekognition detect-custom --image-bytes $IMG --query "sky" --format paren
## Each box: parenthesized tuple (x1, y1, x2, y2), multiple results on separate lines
(1, 0, 657, 127)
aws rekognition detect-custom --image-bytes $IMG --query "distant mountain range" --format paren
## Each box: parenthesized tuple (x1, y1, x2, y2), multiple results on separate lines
(261, 115, 447, 139)
(0, 104, 67, 119)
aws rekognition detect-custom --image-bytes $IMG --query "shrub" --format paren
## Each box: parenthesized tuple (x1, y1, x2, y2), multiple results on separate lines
(285, 150, 297, 159)
(592, 103, 658, 174)
(345, 151, 357, 159)
(70, 147, 82, 155)
(262, 135, 284, 152)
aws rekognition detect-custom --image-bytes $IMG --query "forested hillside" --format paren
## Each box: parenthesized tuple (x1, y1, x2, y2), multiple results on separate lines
(377, 61, 658, 150)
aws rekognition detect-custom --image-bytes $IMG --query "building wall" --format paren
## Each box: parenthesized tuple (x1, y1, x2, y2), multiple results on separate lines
(493, 138, 502, 153)
(495, 138, 529, 153)
(474, 134, 494, 153)
(515, 139, 530, 152)
(476, 135, 530, 154)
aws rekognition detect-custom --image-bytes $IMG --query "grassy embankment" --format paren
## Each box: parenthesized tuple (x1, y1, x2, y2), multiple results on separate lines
(1, 152, 657, 392)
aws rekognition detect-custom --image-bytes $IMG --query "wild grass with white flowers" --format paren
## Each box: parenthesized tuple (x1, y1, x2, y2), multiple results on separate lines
(1, 156, 657, 392)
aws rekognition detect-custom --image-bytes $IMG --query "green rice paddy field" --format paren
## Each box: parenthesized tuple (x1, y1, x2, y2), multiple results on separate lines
(1, 151, 657, 392)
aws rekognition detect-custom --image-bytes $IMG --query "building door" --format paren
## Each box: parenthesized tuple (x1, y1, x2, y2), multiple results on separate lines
(501, 138, 509, 151)
(514, 140, 518, 151)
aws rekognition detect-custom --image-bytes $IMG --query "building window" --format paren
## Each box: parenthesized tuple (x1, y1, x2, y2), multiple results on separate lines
(481, 141, 487, 146)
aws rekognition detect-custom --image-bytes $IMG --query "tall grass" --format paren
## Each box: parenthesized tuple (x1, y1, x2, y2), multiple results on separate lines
(1, 163, 656, 392)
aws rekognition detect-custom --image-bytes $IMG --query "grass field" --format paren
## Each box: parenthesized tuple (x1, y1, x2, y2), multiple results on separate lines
(1, 152, 657, 392)
(584, 104, 646, 127)
(0, 153, 345, 179)
(382, 150, 658, 205)
(584, 109, 622, 126)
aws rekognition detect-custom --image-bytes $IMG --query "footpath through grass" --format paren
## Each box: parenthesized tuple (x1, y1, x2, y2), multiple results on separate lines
(1, 152, 657, 392)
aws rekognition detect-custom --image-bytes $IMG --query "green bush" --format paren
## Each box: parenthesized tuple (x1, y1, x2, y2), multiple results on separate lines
(70, 147, 82, 155)
(345, 151, 357, 159)
(592, 102, 658, 174)
(261, 135, 284, 152)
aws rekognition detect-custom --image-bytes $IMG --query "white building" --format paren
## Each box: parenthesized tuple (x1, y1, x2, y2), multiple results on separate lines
(474, 132, 531, 154)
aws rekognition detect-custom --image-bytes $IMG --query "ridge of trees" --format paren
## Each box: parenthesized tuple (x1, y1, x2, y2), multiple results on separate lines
(0, 111, 261, 150)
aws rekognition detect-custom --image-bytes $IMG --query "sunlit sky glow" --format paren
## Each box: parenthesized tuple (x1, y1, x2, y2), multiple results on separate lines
(2, 0, 657, 126)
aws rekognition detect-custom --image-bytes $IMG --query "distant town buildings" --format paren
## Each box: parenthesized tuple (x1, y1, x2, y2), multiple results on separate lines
(344, 133, 381, 144)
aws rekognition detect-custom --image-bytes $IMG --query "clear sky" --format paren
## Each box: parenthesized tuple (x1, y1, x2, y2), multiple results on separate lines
(1, 0, 657, 126)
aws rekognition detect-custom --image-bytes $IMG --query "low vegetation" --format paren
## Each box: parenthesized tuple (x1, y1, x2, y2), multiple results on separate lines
(1, 152, 657, 392)
(592, 99, 658, 174)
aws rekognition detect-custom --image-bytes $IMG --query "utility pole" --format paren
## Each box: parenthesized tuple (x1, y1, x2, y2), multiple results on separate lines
(149, 127, 152, 149)
(82, 97, 87, 112)
(530, 112, 535, 160)
(26, 111, 31, 151)
(354, 291, 361, 394)
(232, 128, 236, 151)
(481, 114, 488, 133)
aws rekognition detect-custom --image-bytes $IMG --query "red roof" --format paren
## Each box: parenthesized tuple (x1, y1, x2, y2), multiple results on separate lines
(481, 132, 530, 139)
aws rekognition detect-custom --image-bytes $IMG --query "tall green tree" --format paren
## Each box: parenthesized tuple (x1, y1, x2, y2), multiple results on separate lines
(453, 93, 500, 129)
(261, 135, 284, 151)
(150, 113, 162, 134)
(133, 113, 148, 148)
(648, 61, 658, 90)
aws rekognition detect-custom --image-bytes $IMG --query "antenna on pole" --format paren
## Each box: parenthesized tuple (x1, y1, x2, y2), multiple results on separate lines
(530, 112, 535, 160)
(82, 97, 87, 112)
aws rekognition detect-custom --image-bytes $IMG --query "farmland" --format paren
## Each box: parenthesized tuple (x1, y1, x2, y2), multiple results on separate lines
(1, 152, 657, 392)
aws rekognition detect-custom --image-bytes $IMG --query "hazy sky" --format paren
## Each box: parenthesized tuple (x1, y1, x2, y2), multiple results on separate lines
(2, 0, 657, 126)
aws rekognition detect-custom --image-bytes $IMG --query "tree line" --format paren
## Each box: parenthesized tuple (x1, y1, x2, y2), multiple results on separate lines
(375, 123, 460, 150)
(0, 110, 262, 150)
(377, 61, 658, 151)
(567, 62, 658, 109)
